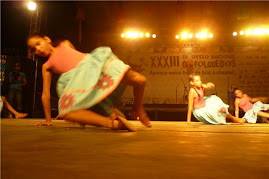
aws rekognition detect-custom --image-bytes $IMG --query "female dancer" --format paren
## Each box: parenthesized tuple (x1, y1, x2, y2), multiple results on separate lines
(187, 73, 243, 124)
(234, 87, 269, 123)
(27, 33, 151, 131)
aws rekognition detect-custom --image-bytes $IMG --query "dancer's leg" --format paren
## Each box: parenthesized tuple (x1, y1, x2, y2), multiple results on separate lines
(8, 88, 16, 118)
(257, 111, 269, 118)
(121, 70, 151, 127)
(62, 110, 117, 128)
(122, 70, 146, 112)
(226, 113, 246, 123)
(62, 109, 135, 130)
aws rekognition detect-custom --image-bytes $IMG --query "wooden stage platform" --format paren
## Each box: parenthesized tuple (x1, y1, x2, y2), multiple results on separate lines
(1, 119, 268, 179)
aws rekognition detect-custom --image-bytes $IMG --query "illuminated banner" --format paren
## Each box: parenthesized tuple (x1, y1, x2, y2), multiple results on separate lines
(115, 45, 269, 104)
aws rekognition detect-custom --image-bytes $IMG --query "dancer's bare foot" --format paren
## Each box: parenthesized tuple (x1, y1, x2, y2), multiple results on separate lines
(233, 118, 246, 123)
(109, 109, 136, 131)
(129, 110, 151, 128)
(15, 113, 28, 119)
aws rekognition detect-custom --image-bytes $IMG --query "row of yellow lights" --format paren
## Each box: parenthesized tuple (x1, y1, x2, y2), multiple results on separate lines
(121, 32, 157, 38)
(233, 28, 269, 36)
(121, 31, 214, 39)
(175, 32, 213, 39)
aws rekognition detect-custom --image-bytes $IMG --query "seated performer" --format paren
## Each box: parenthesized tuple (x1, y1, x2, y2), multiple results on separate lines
(187, 73, 244, 124)
(234, 87, 269, 123)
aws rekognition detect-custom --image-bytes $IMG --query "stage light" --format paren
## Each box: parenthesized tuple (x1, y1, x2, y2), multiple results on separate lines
(188, 34, 193, 38)
(145, 33, 150, 38)
(200, 32, 207, 39)
(121, 33, 125, 38)
(152, 34, 156, 38)
(267, 29, 269, 35)
(28, 1, 37, 11)
(233, 32, 237, 36)
(258, 29, 265, 35)
(126, 31, 132, 38)
(239, 31, 244, 35)
(253, 29, 259, 35)
(195, 33, 200, 38)
(246, 29, 252, 35)
(139, 32, 144, 38)
(209, 34, 213, 38)
(132, 31, 138, 38)
(181, 32, 188, 39)
(175, 35, 179, 39)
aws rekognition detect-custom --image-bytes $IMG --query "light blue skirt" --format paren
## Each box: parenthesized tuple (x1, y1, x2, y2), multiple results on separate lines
(56, 47, 130, 116)
(193, 95, 229, 124)
(243, 101, 269, 123)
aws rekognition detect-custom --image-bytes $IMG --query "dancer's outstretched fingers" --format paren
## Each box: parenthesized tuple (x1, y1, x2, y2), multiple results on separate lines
(35, 122, 52, 126)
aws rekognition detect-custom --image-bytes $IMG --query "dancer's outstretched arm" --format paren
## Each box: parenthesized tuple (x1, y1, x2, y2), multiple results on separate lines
(246, 94, 265, 103)
(202, 82, 215, 90)
(234, 98, 240, 118)
(37, 64, 52, 126)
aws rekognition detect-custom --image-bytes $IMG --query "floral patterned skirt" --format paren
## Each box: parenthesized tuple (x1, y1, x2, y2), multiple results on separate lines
(193, 95, 229, 124)
(56, 47, 130, 116)
(243, 101, 269, 123)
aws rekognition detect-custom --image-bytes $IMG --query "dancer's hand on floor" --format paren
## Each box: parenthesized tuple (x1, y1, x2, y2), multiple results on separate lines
(35, 122, 52, 126)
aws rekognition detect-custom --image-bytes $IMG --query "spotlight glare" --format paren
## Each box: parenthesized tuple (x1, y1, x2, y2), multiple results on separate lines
(233, 32, 237, 36)
(200, 32, 207, 39)
(139, 32, 144, 38)
(253, 29, 259, 35)
(175, 35, 179, 39)
(132, 31, 138, 38)
(121, 33, 125, 38)
(239, 31, 244, 35)
(181, 32, 188, 39)
(28, 2, 37, 11)
(188, 34, 193, 38)
(126, 31, 132, 38)
(152, 34, 156, 38)
(195, 33, 200, 38)
(209, 34, 213, 38)
(246, 29, 252, 35)
(259, 29, 265, 35)
(145, 33, 150, 38)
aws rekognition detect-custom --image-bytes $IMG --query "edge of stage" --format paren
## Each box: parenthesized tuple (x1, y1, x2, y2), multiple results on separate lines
(1, 119, 268, 179)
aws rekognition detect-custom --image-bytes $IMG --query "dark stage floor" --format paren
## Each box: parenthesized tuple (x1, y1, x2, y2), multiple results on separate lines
(1, 119, 268, 179)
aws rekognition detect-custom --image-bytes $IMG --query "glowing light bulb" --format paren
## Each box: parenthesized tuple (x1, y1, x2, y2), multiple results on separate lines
(28, 2, 37, 11)
(181, 32, 188, 39)
(246, 29, 252, 35)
